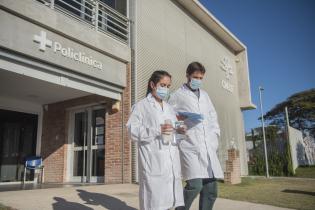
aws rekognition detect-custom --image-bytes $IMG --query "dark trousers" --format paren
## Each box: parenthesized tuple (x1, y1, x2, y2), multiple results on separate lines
(176, 178, 217, 210)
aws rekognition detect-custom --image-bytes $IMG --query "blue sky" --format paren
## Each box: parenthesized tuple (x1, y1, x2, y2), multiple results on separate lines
(200, 0, 315, 132)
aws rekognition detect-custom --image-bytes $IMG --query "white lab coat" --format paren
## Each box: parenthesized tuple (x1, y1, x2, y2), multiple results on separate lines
(168, 84, 224, 180)
(126, 93, 184, 210)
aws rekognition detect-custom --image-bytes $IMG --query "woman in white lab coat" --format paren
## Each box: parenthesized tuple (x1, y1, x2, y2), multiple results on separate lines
(126, 70, 185, 210)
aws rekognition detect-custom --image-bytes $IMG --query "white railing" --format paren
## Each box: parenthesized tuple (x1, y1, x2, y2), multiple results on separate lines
(37, 0, 129, 43)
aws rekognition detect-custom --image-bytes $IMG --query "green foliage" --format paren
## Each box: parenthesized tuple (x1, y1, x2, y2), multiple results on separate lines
(250, 88, 315, 176)
(260, 88, 315, 137)
(248, 126, 294, 176)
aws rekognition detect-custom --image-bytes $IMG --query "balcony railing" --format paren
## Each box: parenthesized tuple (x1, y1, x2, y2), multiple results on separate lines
(38, 0, 129, 44)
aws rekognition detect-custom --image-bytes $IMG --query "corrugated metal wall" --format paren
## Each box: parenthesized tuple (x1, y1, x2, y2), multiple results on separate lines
(134, 0, 248, 177)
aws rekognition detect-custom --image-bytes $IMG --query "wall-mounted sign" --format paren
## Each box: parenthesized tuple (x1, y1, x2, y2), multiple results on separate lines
(1, 11, 126, 87)
(220, 57, 234, 93)
(33, 31, 103, 70)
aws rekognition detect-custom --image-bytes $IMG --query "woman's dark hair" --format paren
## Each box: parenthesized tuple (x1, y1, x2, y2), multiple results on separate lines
(146, 70, 172, 96)
(186, 62, 206, 76)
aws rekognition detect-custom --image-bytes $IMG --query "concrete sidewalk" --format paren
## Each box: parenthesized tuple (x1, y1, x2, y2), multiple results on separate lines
(0, 184, 294, 210)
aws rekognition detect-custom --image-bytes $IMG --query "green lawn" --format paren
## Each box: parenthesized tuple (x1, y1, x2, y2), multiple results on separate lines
(0, 204, 15, 210)
(218, 177, 315, 210)
(294, 166, 315, 178)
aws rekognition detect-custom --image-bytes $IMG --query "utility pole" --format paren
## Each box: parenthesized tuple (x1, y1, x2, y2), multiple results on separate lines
(259, 86, 270, 178)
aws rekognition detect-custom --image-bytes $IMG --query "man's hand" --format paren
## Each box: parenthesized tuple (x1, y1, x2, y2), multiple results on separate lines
(176, 124, 187, 134)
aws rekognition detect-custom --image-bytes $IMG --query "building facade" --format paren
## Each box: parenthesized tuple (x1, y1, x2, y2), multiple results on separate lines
(0, 0, 255, 184)
(131, 0, 255, 180)
(0, 0, 131, 184)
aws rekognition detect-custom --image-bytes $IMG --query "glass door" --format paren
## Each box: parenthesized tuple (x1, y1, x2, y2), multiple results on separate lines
(70, 106, 105, 183)
(90, 109, 105, 182)
(72, 110, 88, 182)
(0, 109, 37, 182)
(0, 122, 21, 182)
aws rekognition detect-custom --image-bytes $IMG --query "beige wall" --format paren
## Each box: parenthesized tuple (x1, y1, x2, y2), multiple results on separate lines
(135, 0, 251, 175)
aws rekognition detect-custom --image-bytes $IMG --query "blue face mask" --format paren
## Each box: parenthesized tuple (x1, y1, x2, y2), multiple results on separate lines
(156, 86, 169, 101)
(190, 78, 202, 90)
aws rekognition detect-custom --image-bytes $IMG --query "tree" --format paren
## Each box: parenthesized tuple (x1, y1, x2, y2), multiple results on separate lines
(260, 88, 315, 137)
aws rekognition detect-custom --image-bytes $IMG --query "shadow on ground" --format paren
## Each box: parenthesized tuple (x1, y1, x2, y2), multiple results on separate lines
(52, 189, 137, 210)
(282, 189, 315, 196)
(52, 197, 94, 210)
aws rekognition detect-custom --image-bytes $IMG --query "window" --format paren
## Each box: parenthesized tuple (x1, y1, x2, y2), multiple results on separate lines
(37, 0, 129, 43)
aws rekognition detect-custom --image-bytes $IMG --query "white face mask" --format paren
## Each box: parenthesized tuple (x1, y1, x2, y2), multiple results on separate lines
(156, 86, 169, 100)
(190, 78, 202, 90)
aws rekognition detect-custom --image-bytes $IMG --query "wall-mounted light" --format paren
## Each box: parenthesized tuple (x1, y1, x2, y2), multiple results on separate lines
(108, 100, 120, 114)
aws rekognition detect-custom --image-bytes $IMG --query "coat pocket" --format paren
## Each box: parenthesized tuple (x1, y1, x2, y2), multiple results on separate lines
(178, 141, 200, 178)
(208, 131, 219, 151)
(179, 136, 200, 154)
(147, 150, 167, 176)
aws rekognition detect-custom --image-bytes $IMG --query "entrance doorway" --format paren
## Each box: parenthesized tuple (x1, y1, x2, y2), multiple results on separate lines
(68, 106, 105, 183)
(0, 109, 38, 182)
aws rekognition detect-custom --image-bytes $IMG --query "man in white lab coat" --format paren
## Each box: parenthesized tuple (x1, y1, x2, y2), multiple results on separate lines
(169, 62, 224, 210)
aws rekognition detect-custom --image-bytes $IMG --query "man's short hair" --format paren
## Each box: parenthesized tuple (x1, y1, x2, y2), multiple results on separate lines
(186, 62, 206, 75)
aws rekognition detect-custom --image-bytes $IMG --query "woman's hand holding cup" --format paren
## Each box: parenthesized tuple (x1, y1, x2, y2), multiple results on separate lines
(161, 123, 173, 135)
